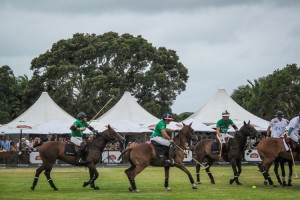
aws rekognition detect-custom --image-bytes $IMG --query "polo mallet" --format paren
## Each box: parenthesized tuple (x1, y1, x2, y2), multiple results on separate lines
(288, 143, 299, 179)
(88, 97, 114, 128)
(175, 144, 209, 170)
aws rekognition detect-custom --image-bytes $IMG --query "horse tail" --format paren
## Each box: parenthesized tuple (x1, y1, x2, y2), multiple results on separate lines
(118, 148, 132, 161)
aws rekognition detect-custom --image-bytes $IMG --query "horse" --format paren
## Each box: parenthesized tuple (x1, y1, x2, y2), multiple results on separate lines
(274, 157, 293, 186)
(257, 137, 299, 186)
(118, 122, 198, 192)
(30, 125, 125, 191)
(193, 121, 258, 185)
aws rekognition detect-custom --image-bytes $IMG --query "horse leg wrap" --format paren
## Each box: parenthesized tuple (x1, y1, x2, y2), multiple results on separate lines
(276, 174, 282, 185)
(288, 178, 292, 186)
(267, 175, 274, 185)
(31, 177, 39, 190)
(188, 175, 195, 184)
(261, 171, 269, 181)
(48, 178, 57, 190)
(164, 179, 169, 188)
(130, 180, 137, 190)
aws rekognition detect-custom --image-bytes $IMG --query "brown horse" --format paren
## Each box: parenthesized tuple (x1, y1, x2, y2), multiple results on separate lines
(193, 121, 258, 185)
(30, 125, 125, 191)
(257, 138, 298, 186)
(119, 122, 198, 192)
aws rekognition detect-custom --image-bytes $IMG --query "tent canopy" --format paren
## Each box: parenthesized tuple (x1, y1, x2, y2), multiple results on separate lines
(97, 91, 159, 126)
(7, 92, 75, 127)
(186, 88, 269, 130)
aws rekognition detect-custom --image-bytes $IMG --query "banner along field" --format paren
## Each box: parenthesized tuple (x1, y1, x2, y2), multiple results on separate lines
(1, 165, 300, 200)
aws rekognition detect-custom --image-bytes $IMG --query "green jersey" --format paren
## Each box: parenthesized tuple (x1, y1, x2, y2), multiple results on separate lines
(150, 120, 166, 138)
(216, 118, 234, 133)
(71, 119, 88, 137)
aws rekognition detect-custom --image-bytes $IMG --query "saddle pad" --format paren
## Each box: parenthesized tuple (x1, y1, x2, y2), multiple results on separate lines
(151, 141, 169, 157)
(211, 141, 220, 154)
(65, 143, 76, 156)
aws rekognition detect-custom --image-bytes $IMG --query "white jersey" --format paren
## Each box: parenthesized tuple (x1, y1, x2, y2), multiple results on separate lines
(287, 116, 300, 135)
(269, 117, 289, 138)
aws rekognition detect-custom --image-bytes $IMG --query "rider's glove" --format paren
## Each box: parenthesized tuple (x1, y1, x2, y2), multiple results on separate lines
(169, 139, 174, 144)
(79, 127, 86, 131)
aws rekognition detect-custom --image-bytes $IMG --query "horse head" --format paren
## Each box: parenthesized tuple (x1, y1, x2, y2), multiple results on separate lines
(94, 125, 126, 145)
(181, 122, 198, 144)
(239, 121, 259, 139)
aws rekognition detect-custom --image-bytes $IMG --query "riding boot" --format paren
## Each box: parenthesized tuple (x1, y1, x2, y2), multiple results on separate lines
(76, 144, 86, 163)
(165, 144, 175, 165)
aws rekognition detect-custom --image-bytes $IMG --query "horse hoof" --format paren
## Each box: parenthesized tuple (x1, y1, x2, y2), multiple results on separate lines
(132, 189, 140, 193)
(264, 181, 268, 185)
(197, 182, 201, 184)
(166, 187, 172, 191)
(236, 182, 242, 186)
(287, 184, 292, 187)
(93, 186, 100, 190)
(53, 188, 58, 191)
(83, 182, 89, 187)
(192, 184, 198, 189)
(128, 187, 132, 192)
(211, 180, 215, 184)
(229, 179, 234, 184)
(30, 186, 35, 191)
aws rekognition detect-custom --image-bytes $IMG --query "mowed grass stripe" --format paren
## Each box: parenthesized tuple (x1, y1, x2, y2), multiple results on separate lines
(1, 166, 300, 200)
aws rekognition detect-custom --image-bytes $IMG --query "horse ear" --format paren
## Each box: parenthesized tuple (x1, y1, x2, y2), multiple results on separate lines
(107, 124, 111, 129)
(248, 120, 250, 125)
(189, 122, 193, 127)
(182, 122, 186, 126)
(244, 121, 246, 126)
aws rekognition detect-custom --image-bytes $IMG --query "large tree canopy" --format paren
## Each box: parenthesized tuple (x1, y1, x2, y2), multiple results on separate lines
(0, 65, 31, 123)
(30, 32, 189, 118)
(232, 63, 300, 120)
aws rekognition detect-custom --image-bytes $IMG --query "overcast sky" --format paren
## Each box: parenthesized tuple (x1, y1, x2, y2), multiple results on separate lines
(1, 0, 299, 114)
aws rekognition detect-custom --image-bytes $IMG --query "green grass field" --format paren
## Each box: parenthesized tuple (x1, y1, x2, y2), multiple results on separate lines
(1, 165, 300, 200)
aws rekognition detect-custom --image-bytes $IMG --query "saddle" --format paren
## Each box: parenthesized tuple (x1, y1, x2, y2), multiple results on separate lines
(150, 140, 169, 158)
(211, 140, 220, 155)
(64, 142, 90, 157)
(64, 143, 76, 156)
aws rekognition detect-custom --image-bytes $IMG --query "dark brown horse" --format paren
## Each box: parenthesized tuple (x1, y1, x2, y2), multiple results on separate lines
(193, 121, 258, 185)
(30, 125, 125, 191)
(257, 138, 298, 186)
(119, 123, 198, 192)
(274, 157, 293, 186)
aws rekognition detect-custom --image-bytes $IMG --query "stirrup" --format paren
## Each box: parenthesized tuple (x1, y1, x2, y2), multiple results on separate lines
(165, 159, 174, 165)
(77, 158, 86, 163)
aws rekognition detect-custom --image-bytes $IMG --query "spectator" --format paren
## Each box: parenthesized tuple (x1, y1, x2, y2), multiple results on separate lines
(10, 141, 17, 151)
(1, 137, 11, 151)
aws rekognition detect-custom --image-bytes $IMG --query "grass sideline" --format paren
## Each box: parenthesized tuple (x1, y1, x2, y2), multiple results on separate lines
(1, 165, 300, 200)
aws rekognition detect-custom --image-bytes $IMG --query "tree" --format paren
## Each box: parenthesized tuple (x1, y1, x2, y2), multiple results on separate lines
(29, 32, 189, 118)
(232, 64, 300, 120)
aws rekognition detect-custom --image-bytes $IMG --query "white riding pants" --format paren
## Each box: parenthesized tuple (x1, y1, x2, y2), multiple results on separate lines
(217, 133, 233, 144)
(290, 132, 300, 143)
(71, 136, 83, 146)
(150, 136, 171, 147)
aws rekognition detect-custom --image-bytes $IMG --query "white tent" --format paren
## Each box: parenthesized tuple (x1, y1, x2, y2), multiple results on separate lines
(186, 88, 269, 130)
(9, 92, 76, 126)
(35, 120, 72, 134)
(0, 92, 76, 134)
(97, 91, 159, 126)
(182, 119, 215, 132)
